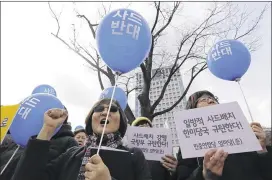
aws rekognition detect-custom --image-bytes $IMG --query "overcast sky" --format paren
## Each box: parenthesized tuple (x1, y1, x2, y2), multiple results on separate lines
(1, 2, 271, 130)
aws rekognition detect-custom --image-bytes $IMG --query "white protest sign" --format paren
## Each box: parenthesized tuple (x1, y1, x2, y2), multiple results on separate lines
(127, 126, 172, 161)
(174, 102, 262, 159)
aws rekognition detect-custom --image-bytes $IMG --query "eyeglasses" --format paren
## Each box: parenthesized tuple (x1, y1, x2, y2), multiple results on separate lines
(197, 96, 217, 102)
(93, 105, 119, 113)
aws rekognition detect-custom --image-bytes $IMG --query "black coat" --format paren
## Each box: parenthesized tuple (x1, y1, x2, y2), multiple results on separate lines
(0, 135, 24, 180)
(11, 139, 152, 180)
(49, 124, 78, 160)
(173, 147, 272, 180)
(0, 124, 77, 180)
(147, 160, 171, 180)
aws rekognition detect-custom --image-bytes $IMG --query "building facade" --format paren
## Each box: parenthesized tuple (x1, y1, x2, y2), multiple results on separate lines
(135, 66, 187, 146)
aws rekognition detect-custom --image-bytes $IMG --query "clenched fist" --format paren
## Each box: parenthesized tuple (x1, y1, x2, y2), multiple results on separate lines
(37, 108, 68, 141)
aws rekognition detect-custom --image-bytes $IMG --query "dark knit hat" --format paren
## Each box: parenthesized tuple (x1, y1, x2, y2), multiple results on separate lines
(186, 90, 219, 109)
(131, 117, 153, 127)
(85, 98, 128, 137)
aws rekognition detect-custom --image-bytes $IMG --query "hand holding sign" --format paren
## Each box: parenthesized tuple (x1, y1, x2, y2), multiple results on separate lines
(202, 149, 228, 178)
(161, 155, 178, 172)
(250, 122, 267, 151)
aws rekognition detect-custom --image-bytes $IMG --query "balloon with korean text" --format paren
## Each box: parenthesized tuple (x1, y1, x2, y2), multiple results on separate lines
(207, 39, 251, 81)
(32, 84, 57, 97)
(96, 8, 152, 74)
(10, 93, 64, 147)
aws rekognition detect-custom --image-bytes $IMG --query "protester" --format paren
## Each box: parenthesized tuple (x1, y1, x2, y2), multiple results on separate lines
(0, 133, 24, 180)
(49, 111, 78, 160)
(131, 117, 178, 180)
(174, 90, 272, 180)
(0, 110, 77, 180)
(74, 125, 87, 146)
(12, 98, 151, 180)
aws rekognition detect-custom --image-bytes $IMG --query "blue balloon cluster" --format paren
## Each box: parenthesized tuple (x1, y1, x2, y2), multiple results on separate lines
(100, 87, 128, 110)
(96, 8, 152, 74)
(32, 84, 57, 97)
(10, 93, 64, 147)
(207, 39, 251, 81)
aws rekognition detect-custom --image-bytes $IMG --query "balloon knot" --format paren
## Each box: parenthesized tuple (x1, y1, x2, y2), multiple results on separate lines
(235, 78, 241, 82)
(115, 71, 122, 76)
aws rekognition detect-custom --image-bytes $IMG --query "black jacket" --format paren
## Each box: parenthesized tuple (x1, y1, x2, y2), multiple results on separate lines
(0, 125, 77, 180)
(147, 160, 171, 180)
(12, 139, 152, 180)
(49, 124, 78, 160)
(0, 135, 25, 180)
(174, 147, 272, 180)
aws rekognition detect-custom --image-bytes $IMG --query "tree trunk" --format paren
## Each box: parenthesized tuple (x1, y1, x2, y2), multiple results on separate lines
(125, 105, 135, 124)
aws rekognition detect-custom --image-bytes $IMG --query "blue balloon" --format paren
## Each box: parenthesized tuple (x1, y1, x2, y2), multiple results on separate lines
(96, 8, 152, 74)
(100, 87, 128, 110)
(10, 94, 64, 147)
(32, 84, 57, 97)
(207, 39, 251, 81)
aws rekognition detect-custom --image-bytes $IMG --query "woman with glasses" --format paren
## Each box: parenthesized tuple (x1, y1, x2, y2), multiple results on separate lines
(173, 90, 272, 180)
(12, 98, 151, 180)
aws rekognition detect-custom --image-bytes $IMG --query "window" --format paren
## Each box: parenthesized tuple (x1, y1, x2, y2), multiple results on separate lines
(160, 124, 163, 127)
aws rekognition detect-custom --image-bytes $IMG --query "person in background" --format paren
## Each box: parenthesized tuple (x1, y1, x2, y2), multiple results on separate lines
(12, 99, 151, 180)
(1, 107, 77, 180)
(131, 117, 178, 180)
(0, 132, 24, 180)
(174, 90, 272, 180)
(74, 125, 87, 146)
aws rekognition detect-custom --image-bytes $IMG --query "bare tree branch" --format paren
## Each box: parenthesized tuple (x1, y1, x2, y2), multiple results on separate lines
(77, 14, 98, 39)
(151, 1, 160, 33)
(235, 4, 267, 40)
(48, 2, 60, 37)
(152, 62, 207, 118)
(154, 2, 181, 38)
(48, 2, 266, 122)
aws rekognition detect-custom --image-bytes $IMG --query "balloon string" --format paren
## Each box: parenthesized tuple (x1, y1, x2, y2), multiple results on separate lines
(97, 74, 120, 155)
(236, 79, 254, 122)
(0, 145, 20, 175)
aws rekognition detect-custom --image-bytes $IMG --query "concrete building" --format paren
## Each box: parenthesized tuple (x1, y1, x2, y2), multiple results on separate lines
(135, 66, 187, 146)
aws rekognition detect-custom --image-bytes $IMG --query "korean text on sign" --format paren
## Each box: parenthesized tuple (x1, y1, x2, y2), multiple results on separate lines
(111, 10, 143, 40)
(127, 126, 172, 161)
(174, 102, 262, 159)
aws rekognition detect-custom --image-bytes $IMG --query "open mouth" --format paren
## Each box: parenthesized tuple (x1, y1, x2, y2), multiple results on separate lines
(100, 119, 109, 125)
